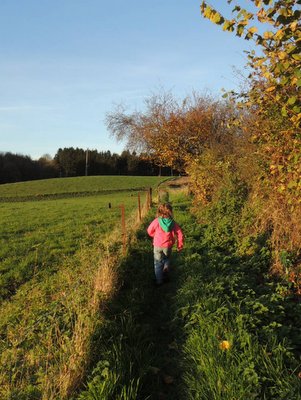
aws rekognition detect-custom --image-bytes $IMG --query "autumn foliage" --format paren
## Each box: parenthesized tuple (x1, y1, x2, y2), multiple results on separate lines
(107, 0, 301, 274)
(200, 0, 301, 271)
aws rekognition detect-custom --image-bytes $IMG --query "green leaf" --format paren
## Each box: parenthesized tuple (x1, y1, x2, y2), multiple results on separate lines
(294, 69, 301, 79)
(287, 181, 298, 189)
(281, 106, 288, 116)
(283, 61, 290, 70)
(236, 24, 245, 36)
(287, 96, 297, 105)
(292, 54, 301, 61)
(280, 76, 289, 85)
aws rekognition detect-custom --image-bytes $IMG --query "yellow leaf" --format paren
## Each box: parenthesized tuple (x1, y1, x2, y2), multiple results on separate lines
(255, 58, 265, 66)
(263, 31, 273, 39)
(263, 72, 271, 79)
(278, 51, 287, 60)
(290, 21, 298, 32)
(248, 26, 258, 34)
(275, 29, 284, 40)
(266, 86, 276, 92)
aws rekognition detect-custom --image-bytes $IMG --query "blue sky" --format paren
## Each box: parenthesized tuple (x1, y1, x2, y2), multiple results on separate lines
(0, 0, 254, 159)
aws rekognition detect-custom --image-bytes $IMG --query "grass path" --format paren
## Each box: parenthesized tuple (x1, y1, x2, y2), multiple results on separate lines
(77, 191, 301, 400)
(77, 195, 190, 399)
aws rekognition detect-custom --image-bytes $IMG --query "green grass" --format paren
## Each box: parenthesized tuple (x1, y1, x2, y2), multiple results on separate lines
(0, 176, 166, 200)
(77, 189, 301, 400)
(0, 175, 167, 300)
(3, 177, 300, 399)
(0, 176, 165, 399)
(76, 192, 190, 400)
(0, 191, 146, 301)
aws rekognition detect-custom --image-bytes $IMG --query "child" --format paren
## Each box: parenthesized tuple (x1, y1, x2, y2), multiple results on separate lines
(147, 203, 184, 286)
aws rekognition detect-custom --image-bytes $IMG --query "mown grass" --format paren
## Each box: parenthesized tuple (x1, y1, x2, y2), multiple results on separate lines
(0, 191, 147, 301)
(0, 175, 167, 300)
(0, 176, 166, 200)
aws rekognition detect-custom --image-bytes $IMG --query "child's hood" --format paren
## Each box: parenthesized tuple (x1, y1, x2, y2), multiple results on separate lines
(158, 217, 174, 232)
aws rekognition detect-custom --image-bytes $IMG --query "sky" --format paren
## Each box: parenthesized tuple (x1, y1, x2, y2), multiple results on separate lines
(0, 0, 255, 160)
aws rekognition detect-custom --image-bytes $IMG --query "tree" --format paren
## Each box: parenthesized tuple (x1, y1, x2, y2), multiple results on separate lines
(201, 0, 301, 125)
(106, 92, 235, 173)
(200, 0, 301, 270)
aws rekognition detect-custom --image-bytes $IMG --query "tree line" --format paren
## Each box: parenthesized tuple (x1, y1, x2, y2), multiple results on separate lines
(0, 148, 174, 184)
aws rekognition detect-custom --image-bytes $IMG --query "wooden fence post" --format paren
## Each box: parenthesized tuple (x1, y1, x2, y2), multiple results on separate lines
(147, 187, 152, 209)
(138, 193, 141, 221)
(120, 204, 126, 255)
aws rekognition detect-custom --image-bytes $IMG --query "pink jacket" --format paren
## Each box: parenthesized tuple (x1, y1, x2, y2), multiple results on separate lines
(147, 218, 184, 250)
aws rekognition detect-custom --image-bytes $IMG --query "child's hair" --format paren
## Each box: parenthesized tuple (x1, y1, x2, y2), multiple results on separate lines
(157, 203, 173, 218)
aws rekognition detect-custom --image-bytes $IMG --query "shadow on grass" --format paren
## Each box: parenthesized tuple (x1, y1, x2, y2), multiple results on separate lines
(80, 219, 187, 400)
(77, 194, 301, 400)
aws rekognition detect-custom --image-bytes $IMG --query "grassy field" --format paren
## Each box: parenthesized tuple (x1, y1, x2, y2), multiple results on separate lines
(0, 175, 166, 399)
(4, 176, 298, 399)
(0, 192, 143, 300)
(0, 176, 166, 300)
(0, 176, 165, 200)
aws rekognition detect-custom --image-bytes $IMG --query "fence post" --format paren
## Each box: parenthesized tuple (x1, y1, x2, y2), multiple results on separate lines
(138, 193, 141, 221)
(120, 204, 126, 255)
(149, 187, 152, 208)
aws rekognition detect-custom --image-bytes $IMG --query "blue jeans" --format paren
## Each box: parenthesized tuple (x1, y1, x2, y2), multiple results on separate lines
(153, 247, 172, 284)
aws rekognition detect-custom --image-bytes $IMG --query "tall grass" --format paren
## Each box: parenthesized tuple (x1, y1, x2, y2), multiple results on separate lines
(78, 315, 152, 400)
(177, 183, 301, 399)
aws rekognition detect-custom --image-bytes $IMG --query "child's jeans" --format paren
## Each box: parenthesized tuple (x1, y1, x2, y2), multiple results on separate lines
(153, 246, 172, 284)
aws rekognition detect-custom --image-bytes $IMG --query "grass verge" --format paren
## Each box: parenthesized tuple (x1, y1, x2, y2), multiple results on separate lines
(77, 189, 301, 399)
